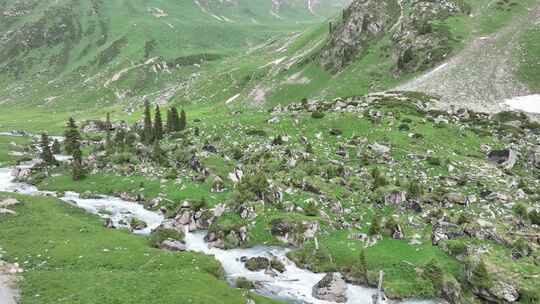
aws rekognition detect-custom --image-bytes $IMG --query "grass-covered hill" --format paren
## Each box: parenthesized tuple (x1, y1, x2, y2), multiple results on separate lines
(3, 91, 540, 303)
(0, 0, 347, 109)
(0, 0, 538, 134)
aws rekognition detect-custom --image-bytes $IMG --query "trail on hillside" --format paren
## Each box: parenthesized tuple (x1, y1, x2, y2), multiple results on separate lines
(397, 3, 540, 113)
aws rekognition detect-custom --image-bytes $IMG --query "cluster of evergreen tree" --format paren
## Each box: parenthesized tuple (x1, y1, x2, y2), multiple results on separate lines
(142, 100, 186, 145)
(39, 133, 57, 166)
(64, 118, 85, 181)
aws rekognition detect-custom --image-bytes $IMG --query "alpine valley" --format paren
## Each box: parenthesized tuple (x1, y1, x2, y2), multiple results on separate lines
(0, 1, 540, 304)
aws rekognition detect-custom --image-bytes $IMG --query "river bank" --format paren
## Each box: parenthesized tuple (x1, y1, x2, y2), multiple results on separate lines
(0, 160, 438, 304)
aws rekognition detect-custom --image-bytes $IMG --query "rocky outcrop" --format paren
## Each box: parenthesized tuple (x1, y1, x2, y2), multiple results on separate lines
(320, 0, 400, 72)
(473, 280, 519, 303)
(312, 273, 348, 303)
(392, 0, 469, 73)
(321, 0, 469, 74)
(431, 221, 464, 245)
(271, 219, 319, 246)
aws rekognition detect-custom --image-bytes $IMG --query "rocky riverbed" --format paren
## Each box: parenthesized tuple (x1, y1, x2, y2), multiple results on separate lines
(0, 161, 438, 304)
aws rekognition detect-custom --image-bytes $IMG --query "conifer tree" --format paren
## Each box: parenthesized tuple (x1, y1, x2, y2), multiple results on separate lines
(70, 127, 85, 181)
(171, 107, 180, 131)
(40, 133, 56, 165)
(152, 141, 165, 165)
(51, 139, 62, 155)
(355, 249, 369, 282)
(72, 158, 85, 181)
(105, 112, 112, 130)
(154, 105, 163, 141)
(179, 109, 187, 131)
(166, 108, 173, 133)
(64, 118, 81, 155)
(143, 100, 153, 144)
(368, 215, 381, 236)
(104, 113, 113, 154)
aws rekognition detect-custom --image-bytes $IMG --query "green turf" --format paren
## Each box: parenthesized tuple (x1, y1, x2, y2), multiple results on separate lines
(0, 192, 282, 304)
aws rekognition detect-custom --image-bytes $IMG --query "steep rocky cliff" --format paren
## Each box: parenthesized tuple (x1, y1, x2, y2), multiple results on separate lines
(392, 0, 471, 73)
(320, 0, 400, 73)
(319, 0, 470, 74)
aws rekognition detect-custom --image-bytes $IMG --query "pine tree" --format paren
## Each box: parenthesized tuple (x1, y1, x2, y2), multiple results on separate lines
(40, 133, 56, 165)
(179, 109, 187, 131)
(71, 131, 85, 181)
(143, 100, 153, 144)
(166, 108, 173, 133)
(51, 139, 62, 154)
(72, 158, 85, 181)
(171, 107, 180, 132)
(154, 105, 163, 141)
(105, 112, 112, 130)
(152, 141, 165, 165)
(356, 249, 368, 282)
(105, 112, 113, 154)
(64, 118, 81, 155)
(368, 215, 381, 236)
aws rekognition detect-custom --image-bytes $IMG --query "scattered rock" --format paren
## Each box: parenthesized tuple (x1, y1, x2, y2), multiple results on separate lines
(487, 149, 517, 170)
(312, 273, 348, 303)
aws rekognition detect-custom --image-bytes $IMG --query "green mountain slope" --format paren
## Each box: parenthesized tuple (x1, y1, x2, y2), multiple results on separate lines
(0, 0, 537, 132)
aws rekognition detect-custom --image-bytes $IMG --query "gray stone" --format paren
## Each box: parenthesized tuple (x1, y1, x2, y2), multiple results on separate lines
(159, 240, 186, 252)
(312, 273, 348, 303)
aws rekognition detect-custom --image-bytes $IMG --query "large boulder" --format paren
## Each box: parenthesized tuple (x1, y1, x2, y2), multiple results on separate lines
(0, 198, 20, 208)
(487, 149, 517, 170)
(431, 221, 464, 245)
(474, 280, 519, 303)
(158, 240, 187, 252)
(312, 273, 348, 303)
(270, 219, 319, 246)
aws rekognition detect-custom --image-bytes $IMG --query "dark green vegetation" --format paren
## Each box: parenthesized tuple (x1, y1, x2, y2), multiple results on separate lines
(0, 193, 281, 304)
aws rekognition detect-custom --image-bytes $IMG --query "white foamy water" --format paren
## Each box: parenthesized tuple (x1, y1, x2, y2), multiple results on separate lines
(0, 161, 437, 304)
(503, 94, 540, 114)
(184, 231, 389, 304)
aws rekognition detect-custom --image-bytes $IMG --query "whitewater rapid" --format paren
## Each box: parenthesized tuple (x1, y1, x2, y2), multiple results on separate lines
(0, 162, 437, 304)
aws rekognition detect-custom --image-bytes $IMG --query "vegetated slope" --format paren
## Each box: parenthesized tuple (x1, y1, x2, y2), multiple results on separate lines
(201, 0, 540, 109)
(0, 192, 281, 304)
(0, 0, 348, 111)
(14, 91, 540, 303)
(202, 0, 476, 107)
(397, 0, 540, 112)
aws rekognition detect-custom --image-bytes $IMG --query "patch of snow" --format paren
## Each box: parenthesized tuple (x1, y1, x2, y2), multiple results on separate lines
(503, 95, 540, 114)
